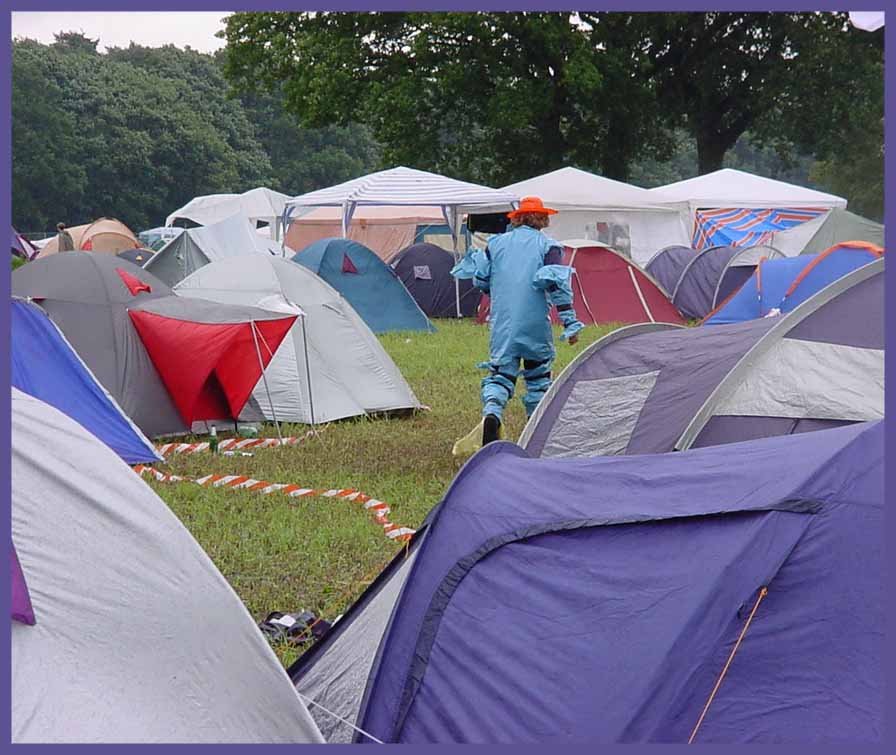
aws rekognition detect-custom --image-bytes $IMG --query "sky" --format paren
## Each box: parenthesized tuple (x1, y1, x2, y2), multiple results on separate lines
(11, 12, 227, 53)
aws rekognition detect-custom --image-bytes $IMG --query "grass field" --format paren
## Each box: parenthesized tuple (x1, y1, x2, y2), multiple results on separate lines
(147, 318, 617, 665)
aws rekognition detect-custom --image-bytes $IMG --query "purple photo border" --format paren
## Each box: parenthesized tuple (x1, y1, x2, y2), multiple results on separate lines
(1, 1, 891, 752)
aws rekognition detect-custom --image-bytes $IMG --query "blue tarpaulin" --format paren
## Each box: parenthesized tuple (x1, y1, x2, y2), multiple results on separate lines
(11, 299, 160, 465)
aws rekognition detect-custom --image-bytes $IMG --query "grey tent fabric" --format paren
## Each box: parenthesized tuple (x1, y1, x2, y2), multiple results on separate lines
(295, 549, 419, 743)
(671, 245, 740, 318)
(770, 207, 885, 256)
(175, 256, 421, 424)
(11, 389, 324, 744)
(12, 252, 189, 438)
(520, 258, 884, 458)
(145, 213, 281, 287)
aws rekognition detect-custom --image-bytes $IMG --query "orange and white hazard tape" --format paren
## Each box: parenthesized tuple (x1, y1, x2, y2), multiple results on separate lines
(155, 431, 316, 457)
(134, 465, 415, 542)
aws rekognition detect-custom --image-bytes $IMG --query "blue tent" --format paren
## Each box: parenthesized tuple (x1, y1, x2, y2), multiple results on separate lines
(11, 298, 160, 465)
(291, 422, 882, 743)
(704, 241, 883, 325)
(292, 238, 434, 333)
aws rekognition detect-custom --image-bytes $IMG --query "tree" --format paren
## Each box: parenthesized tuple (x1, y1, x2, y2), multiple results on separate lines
(222, 12, 672, 183)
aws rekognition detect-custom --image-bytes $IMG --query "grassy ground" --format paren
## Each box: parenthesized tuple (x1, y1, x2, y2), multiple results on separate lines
(148, 319, 617, 665)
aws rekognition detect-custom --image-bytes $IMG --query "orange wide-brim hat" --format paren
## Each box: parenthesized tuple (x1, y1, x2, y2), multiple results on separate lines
(507, 196, 558, 219)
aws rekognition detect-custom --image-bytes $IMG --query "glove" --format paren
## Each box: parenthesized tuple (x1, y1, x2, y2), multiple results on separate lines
(557, 308, 584, 342)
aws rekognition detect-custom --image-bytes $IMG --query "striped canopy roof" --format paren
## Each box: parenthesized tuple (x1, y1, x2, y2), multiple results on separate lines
(693, 207, 828, 249)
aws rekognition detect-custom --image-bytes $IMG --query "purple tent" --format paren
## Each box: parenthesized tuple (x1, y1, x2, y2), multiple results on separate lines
(644, 245, 695, 299)
(12, 227, 38, 260)
(668, 244, 785, 319)
(520, 258, 883, 458)
(290, 421, 882, 743)
(391, 242, 480, 317)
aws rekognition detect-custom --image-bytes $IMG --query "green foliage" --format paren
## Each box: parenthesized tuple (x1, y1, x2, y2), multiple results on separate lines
(11, 256, 28, 272)
(222, 12, 671, 183)
(11, 37, 382, 233)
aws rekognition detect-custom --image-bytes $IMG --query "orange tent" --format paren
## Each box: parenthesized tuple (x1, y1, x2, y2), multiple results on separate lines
(39, 217, 140, 257)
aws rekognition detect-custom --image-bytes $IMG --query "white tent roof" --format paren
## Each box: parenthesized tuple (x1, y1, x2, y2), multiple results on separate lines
(502, 167, 688, 211)
(175, 256, 421, 424)
(286, 166, 518, 238)
(11, 387, 323, 743)
(648, 168, 848, 210)
(166, 187, 291, 227)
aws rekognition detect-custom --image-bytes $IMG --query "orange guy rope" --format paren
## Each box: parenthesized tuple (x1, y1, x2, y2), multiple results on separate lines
(688, 586, 769, 744)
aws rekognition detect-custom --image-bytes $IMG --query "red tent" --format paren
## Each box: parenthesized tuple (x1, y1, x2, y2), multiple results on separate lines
(129, 298, 296, 425)
(477, 242, 685, 326)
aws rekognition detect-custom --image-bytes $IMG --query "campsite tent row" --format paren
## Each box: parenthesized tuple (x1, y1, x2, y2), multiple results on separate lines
(37, 217, 141, 257)
(520, 258, 883, 458)
(12, 253, 422, 436)
(646, 243, 786, 319)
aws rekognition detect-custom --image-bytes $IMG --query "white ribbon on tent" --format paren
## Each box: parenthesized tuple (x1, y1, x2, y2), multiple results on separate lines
(849, 12, 884, 32)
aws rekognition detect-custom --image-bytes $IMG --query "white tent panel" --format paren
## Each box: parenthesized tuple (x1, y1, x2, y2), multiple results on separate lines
(11, 388, 323, 743)
(175, 256, 422, 424)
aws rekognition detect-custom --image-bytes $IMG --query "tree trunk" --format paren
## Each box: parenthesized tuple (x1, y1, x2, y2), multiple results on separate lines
(695, 131, 731, 175)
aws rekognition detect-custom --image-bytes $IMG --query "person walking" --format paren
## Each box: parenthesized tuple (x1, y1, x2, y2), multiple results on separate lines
(453, 196, 584, 446)
(55, 223, 75, 252)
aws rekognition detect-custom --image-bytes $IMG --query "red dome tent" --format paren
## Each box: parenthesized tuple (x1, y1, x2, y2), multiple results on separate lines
(478, 241, 685, 326)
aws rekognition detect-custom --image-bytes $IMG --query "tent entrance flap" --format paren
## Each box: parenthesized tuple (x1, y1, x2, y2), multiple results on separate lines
(128, 309, 296, 424)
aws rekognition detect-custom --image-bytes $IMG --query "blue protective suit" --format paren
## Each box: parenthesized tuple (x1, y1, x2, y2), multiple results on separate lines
(452, 225, 584, 420)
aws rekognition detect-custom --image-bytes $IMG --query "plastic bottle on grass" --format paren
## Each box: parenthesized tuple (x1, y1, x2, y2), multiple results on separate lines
(209, 426, 219, 454)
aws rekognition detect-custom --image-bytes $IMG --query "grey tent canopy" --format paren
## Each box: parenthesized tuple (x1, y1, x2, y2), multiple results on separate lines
(12, 252, 188, 438)
(175, 255, 422, 424)
(519, 257, 884, 458)
(11, 388, 323, 743)
(145, 213, 281, 287)
(769, 207, 885, 256)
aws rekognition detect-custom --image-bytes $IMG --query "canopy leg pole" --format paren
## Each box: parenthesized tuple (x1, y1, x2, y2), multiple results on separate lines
(299, 314, 318, 434)
(453, 220, 462, 318)
(251, 321, 283, 443)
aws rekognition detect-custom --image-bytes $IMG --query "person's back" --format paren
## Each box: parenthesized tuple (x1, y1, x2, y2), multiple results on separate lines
(56, 223, 75, 252)
(486, 224, 555, 363)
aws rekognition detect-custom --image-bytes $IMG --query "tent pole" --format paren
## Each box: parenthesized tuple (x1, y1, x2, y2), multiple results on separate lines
(451, 206, 462, 318)
(251, 321, 283, 443)
(299, 314, 318, 433)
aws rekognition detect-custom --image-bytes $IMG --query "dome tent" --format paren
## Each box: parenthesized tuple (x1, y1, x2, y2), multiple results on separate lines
(11, 298, 160, 465)
(175, 255, 422, 424)
(292, 237, 435, 333)
(290, 421, 882, 743)
(391, 242, 480, 317)
(704, 241, 883, 325)
(11, 389, 323, 743)
(38, 217, 140, 257)
(519, 258, 883, 459)
(12, 254, 297, 438)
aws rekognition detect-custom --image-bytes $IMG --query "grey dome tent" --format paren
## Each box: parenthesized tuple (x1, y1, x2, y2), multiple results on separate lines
(175, 255, 422, 424)
(391, 242, 480, 317)
(11, 388, 323, 743)
(769, 207, 885, 256)
(519, 258, 883, 458)
(145, 213, 281, 287)
(12, 254, 297, 439)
